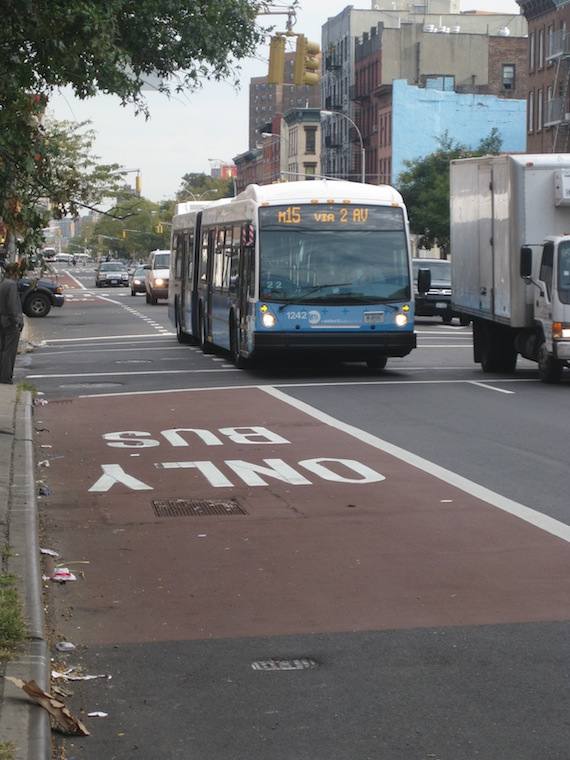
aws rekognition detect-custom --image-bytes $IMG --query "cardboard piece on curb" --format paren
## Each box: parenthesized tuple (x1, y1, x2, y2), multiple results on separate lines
(5, 677, 90, 736)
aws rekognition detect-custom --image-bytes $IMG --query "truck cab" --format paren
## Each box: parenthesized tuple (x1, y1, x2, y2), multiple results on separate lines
(521, 235, 570, 382)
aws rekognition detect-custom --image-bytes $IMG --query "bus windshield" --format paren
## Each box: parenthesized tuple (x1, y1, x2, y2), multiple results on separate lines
(259, 204, 410, 303)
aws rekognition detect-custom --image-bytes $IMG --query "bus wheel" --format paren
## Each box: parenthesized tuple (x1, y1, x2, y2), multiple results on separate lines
(199, 310, 214, 354)
(176, 308, 192, 345)
(230, 321, 248, 369)
(367, 355, 387, 371)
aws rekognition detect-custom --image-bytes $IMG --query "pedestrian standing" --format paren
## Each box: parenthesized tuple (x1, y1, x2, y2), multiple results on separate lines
(0, 263, 24, 384)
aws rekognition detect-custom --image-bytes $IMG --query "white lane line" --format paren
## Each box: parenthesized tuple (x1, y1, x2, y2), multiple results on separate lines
(34, 346, 189, 357)
(469, 381, 515, 395)
(43, 333, 175, 343)
(63, 270, 88, 290)
(27, 368, 239, 379)
(261, 385, 570, 544)
(78, 377, 536, 399)
(416, 345, 471, 349)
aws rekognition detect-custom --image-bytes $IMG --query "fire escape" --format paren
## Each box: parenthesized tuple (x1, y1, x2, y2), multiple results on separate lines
(545, 27, 570, 152)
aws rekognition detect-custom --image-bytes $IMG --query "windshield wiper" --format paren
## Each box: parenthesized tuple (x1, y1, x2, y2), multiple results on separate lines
(278, 283, 351, 310)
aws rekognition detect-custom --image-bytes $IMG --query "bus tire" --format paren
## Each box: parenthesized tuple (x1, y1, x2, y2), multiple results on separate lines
(366, 355, 387, 371)
(230, 318, 248, 369)
(199, 307, 214, 354)
(176, 305, 193, 345)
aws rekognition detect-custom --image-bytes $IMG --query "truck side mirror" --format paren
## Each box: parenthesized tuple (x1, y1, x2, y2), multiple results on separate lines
(417, 268, 431, 294)
(520, 246, 532, 279)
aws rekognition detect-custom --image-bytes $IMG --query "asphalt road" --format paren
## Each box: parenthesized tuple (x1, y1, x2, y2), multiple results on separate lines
(17, 266, 570, 760)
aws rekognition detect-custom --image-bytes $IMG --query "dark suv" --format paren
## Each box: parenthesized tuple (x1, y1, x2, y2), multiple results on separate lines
(18, 276, 65, 317)
(412, 258, 455, 323)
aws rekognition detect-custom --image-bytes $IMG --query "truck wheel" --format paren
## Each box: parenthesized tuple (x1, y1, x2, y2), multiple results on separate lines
(23, 292, 51, 318)
(442, 313, 453, 324)
(538, 344, 563, 384)
(459, 314, 470, 326)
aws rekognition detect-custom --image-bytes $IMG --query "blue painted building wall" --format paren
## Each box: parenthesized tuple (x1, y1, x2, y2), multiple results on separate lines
(391, 79, 526, 184)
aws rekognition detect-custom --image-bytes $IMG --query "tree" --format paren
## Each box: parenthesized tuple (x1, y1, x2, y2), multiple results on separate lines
(398, 129, 503, 255)
(176, 173, 234, 202)
(1, 0, 269, 255)
(73, 194, 170, 260)
(1, 117, 125, 257)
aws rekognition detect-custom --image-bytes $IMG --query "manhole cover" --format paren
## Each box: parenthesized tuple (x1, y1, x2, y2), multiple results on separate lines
(152, 498, 247, 517)
(251, 658, 319, 672)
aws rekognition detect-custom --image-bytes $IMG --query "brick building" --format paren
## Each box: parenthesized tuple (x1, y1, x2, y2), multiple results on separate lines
(353, 21, 528, 184)
(517, 0, 570, 152)
(248, 53, 320, 150)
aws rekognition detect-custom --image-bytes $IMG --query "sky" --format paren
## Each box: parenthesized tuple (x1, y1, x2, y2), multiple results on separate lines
(49, 0, 521, 202)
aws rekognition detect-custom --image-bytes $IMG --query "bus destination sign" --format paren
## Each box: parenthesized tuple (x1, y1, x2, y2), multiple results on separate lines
(260, 204, 403, 231)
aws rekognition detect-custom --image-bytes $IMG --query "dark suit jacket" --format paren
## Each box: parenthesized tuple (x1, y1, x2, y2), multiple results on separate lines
(0, 277, 23, 330)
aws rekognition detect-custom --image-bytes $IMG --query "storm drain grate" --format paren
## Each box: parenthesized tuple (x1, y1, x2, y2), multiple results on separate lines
(152, 498, 247, 518)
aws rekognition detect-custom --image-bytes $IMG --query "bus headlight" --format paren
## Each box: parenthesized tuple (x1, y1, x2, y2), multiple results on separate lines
(262, 311, 277, 328)
(395, 313, 408, 327)
(154, 278, 165, 287)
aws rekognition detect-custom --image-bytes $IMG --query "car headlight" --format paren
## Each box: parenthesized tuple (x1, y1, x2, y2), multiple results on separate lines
(395, 313, 408, 327)
(55, 286, 63, 294)
(262, 311, 277, 328)
(154, 277, 165, 287)
(133, 279, 141, 285)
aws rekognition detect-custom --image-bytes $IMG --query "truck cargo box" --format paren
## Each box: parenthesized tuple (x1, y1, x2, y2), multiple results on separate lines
(451, 154, 570, 328)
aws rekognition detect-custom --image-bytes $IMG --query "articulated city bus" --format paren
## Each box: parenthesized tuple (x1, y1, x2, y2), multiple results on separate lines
(169, 180, 418, 368)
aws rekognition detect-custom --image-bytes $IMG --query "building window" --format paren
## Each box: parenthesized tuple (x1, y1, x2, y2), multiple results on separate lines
(547, 25, 554, 61)
(537, 88, 543, 131)
(304, 127, 317, 155)
(304, 163, 317, 180)
(547, 84, 553, 127)
(502, 64, 515, 91)
(538, 28, 545, 69)
(425, 75, 455, 91)
(529, 31, 535, 72)
(528, 91, 535, 134)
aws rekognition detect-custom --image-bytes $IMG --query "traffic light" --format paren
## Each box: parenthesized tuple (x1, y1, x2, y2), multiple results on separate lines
(135, 173, 142, 195)
(268, 35, 286, 85)
(293, 35, 321, 86)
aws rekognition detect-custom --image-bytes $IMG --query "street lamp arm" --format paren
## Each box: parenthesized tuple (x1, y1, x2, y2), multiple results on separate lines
(321, 110, 365, 183)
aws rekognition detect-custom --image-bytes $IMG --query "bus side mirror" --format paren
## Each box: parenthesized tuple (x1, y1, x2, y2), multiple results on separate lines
(417, 268, 431, 294)
(520, 246, 532, 279)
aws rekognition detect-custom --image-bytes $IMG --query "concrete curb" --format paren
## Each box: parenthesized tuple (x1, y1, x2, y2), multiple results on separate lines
(18, 317, 34, 355)
(0, 392, 50, 759)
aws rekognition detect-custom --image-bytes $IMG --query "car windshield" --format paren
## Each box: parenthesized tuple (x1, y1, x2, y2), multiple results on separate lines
(99, 262, 126, 271)
(152, 253, 170, 269)
(412, 260, 451, 284)
(134, 268, 146, 276)
(259, 205, 410, 304)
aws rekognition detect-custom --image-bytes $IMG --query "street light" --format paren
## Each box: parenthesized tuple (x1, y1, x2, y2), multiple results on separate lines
(321, 110, 365, 183)
(183, 189, 220, 201)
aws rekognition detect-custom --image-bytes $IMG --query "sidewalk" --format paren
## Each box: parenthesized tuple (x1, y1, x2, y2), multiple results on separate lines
(0, 385, 50, 759)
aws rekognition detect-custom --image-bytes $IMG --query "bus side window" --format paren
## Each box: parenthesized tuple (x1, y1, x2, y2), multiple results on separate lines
(200, 228, 210, 283)
(229, 224, 241, 292)
(213, 227, 226, 290)
(222, 226, 233, 291)
(175, 234, 183, 279)
(187, 231, 194, 282)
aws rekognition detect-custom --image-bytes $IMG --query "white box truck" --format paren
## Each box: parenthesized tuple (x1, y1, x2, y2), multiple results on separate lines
(450, 153, 570, 383)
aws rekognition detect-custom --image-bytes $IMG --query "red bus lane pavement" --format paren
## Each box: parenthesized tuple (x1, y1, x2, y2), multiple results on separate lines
(40, 385, 570, 648)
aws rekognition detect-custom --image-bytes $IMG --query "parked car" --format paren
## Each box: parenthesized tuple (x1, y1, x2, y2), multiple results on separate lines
(95, 260, 129, 288)
(53, 253, 74, 263)
(18, 276, 65, 317)
(129, 266, 146, 296)
(412, 258, 457, 324)
(144, 249, 170, 304)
